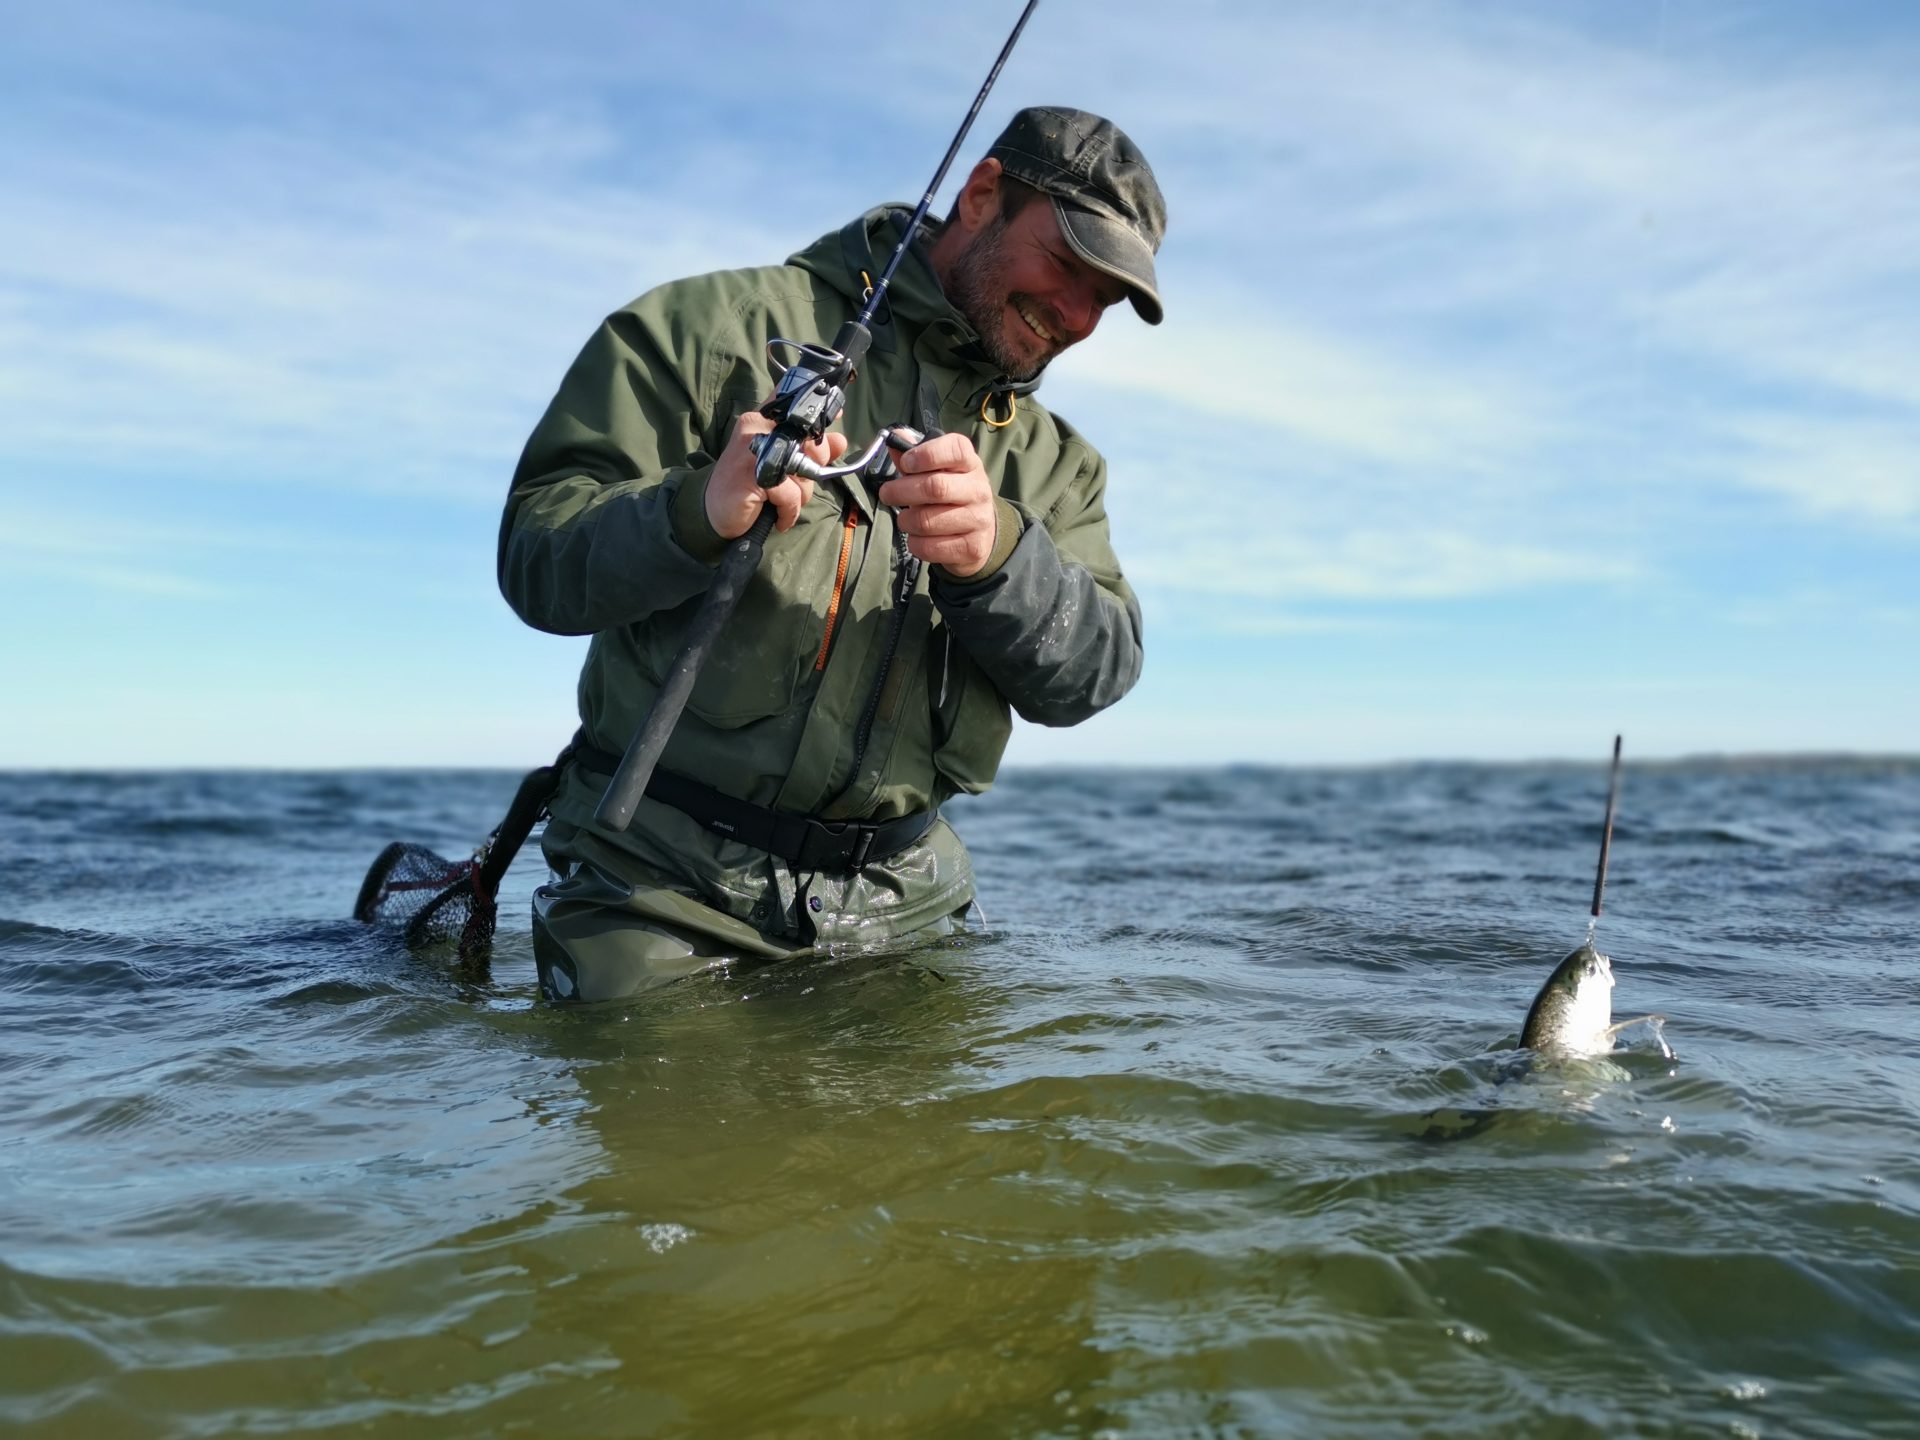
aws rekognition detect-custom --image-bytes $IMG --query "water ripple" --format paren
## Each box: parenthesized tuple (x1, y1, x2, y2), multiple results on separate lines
(2, 762, 1917, 1435)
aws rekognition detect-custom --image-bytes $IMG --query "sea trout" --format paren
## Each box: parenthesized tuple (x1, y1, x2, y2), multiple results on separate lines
(1420, 941, 1660, 1140)
(1520, 943, 1617, 1058)
(1521, 942, 1666, 1060)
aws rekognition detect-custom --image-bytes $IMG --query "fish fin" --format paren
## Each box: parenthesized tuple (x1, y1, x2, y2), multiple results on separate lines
(1604, 1013, 1665, 1038)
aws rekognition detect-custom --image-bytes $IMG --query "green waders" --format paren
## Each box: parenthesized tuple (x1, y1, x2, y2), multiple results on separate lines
(529, 853, 975, 1005)
(530, 857, 800, 1004)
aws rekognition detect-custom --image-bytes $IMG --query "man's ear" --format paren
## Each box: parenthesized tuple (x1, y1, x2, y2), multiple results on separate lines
(951, 157, 1006, 236)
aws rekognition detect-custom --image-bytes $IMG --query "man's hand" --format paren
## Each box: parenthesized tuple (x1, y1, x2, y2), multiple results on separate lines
(879, 432, 998, 578)
(705, 411, 849, 539)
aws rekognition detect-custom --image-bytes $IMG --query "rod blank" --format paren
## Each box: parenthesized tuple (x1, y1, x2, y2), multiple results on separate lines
(1590, 734, 1623, 918)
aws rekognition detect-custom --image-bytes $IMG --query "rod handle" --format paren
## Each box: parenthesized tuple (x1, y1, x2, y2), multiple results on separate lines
(593, 507, 777, 832)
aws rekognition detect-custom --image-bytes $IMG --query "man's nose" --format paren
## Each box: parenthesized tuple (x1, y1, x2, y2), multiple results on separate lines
(1056, 282, 1101, 340)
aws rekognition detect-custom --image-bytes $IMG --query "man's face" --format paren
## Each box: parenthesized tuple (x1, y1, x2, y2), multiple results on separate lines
(944, 192, 1132, 380)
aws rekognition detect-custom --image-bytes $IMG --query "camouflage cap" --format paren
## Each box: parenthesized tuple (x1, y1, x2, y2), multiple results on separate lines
(987, 105, 1166, 325)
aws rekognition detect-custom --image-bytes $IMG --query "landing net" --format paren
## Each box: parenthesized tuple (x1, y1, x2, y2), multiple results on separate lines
(350, 750, 570, 969)
(353, 841, 491, 957)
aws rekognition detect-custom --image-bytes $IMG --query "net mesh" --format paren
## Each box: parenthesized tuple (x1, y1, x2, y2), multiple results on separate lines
(353, 841, 494, 962)
(350, 751, 569, 971)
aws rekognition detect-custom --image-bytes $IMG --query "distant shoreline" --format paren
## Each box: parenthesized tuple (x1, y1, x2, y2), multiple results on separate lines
(5, 753, 1916, 777)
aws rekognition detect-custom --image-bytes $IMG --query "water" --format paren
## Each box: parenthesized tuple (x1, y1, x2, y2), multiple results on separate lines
(3, 761, 1918, 1437)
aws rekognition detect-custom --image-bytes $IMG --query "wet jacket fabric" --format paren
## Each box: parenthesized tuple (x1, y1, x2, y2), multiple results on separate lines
(498, 205, 1142, 949)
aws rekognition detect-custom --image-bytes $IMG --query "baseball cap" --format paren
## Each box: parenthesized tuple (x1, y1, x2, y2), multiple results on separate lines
(986, 105, 1167, 325)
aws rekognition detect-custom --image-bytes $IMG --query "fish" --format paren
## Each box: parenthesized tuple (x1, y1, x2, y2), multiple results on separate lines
(1520, 942, 1617, 1058)
(1521, 942, 1667, 1060)
(1418, 941, 1665, 1141)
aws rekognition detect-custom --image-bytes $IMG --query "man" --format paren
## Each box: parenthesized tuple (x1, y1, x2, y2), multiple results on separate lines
(498, 107, 1166, 1002)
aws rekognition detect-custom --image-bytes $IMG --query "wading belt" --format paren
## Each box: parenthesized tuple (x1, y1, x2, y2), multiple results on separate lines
(571, 737, 935, 875)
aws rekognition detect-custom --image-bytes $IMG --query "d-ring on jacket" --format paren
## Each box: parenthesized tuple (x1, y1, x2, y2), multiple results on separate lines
(498, 205, 1143, 985)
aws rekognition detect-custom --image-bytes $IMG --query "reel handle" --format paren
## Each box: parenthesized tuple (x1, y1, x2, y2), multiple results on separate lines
(755, 423, 928, 484)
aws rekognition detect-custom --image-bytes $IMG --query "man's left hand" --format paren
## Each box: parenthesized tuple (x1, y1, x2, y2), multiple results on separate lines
(879, 433, 997, 578)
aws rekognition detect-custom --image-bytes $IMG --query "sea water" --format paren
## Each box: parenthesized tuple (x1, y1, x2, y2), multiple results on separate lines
(3, 760, 1917, 1436)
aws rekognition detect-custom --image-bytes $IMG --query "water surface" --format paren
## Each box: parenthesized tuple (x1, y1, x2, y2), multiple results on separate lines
(3, 761, 1918, 1436)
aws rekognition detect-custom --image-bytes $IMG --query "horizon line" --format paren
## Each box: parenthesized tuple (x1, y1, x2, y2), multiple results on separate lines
(4, 750, 1915, 777)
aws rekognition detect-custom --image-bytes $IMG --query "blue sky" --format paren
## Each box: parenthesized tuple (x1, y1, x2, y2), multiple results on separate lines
(2, 0, 1914, 767)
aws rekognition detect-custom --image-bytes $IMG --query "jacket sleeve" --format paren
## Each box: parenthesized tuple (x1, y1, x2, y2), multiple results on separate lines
(498, 303, 745, 637)
(928, 444, 1143, 727)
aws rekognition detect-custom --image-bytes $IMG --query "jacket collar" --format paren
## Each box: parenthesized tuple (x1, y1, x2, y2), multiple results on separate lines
(789, 205, 1050, 405)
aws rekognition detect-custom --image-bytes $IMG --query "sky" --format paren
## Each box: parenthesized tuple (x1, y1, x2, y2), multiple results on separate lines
(1, 0, 1915, 767)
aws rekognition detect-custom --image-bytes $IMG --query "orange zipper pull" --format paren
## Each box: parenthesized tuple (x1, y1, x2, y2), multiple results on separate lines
(814, 506, 861, 672)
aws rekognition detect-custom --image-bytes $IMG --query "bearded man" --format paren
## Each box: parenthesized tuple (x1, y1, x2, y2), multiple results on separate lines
(498, 107, 1167, 1002)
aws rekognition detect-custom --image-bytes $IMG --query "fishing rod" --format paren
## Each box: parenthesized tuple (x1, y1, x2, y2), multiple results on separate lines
(594, 0, 1043, 833)
(1591, 734, 1623, 917)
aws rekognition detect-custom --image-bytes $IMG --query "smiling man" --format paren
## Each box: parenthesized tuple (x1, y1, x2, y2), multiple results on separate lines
(499, 107, 1167, 1002)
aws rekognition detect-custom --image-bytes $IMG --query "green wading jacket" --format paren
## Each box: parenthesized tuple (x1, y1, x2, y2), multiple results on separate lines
(498, 205, 1143, 952)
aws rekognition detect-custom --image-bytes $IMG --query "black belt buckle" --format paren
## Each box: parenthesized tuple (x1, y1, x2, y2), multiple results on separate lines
(797, 817, 845, 874)
(802, 817, 879, 874)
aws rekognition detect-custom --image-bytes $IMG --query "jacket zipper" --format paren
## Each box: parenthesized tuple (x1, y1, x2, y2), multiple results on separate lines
(841, 529, 922, 797)
(813, 506, 861, 672)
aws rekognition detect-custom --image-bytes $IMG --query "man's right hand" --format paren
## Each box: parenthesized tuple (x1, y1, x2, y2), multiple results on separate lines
(705, 411, 849, 539)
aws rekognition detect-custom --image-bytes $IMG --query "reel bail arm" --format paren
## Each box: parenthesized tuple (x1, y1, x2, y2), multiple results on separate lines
(747, 321, 871, 488)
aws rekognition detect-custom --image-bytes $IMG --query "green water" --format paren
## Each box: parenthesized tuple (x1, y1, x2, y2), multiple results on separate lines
(4, 764, 1919, 1436)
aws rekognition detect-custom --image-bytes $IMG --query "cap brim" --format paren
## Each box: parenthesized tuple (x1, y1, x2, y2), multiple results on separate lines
(1053, 197, 1163, 325)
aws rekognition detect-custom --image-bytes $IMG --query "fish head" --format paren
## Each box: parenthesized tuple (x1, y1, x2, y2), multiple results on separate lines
(1521, 943, 1616, 1058)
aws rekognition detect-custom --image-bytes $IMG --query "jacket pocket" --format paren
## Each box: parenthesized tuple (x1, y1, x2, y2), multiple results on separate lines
(929, 627, 1012, 794)
(636, 504, 841, 727)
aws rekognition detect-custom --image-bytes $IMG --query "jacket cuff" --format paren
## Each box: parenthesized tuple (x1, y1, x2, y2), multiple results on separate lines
(934, 496, 1025, 586)
(667, 466, 727, 564)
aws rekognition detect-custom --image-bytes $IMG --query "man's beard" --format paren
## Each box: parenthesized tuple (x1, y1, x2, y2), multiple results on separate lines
(943, 217, 1052, 381)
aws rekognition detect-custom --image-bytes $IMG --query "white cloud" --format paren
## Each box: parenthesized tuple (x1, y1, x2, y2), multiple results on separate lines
(1712, 414, 1920, 522)
(1071, 304, 1551, 473)
(1720, 585, 1919, 629)
(1058, 1, 1920, 522)
(1, 554, 228, 600)
(1132, 527, 1639, 605)
(0, 107, 799, 498)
